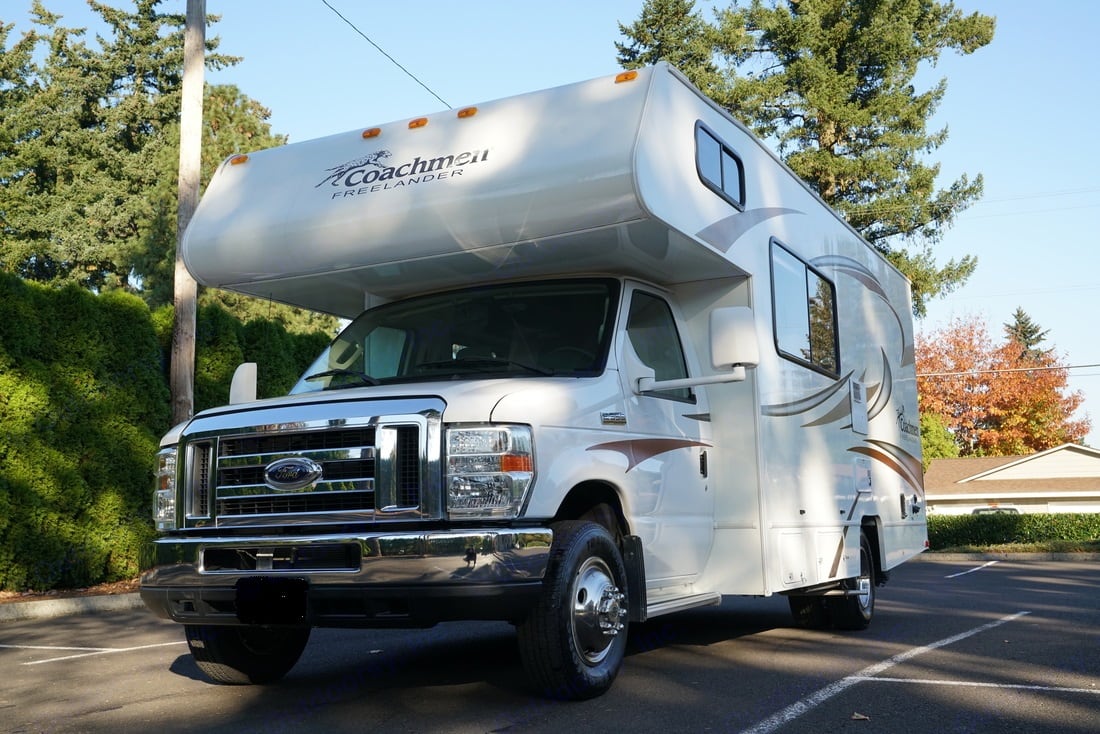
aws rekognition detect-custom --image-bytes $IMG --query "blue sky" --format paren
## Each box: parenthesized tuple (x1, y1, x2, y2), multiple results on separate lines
(10, 1, 1100, 447)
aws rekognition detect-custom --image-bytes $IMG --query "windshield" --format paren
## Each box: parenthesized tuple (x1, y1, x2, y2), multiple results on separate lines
(291, 279, 621, 393)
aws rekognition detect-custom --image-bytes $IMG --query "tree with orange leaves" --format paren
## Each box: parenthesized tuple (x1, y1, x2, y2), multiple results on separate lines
(916, 313, 1090, 456)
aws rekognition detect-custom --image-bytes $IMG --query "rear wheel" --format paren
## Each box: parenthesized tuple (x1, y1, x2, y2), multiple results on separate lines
(184, 625, 311, 684)
(517, 521, 629, 700)
(827, 532, 876, 630)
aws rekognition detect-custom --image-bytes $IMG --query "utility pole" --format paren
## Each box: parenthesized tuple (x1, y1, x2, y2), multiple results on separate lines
(171, 0, 205, 425)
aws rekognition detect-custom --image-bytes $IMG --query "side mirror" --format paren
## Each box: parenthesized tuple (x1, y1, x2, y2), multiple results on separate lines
(229, 362, 257, 404)
(711, 307, 759, 369)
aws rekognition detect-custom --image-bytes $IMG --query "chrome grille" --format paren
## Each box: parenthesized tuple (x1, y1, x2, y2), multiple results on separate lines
(219, 427, 375, 457)
(179, 401, 442, 529)
(213, 427, 379, 523)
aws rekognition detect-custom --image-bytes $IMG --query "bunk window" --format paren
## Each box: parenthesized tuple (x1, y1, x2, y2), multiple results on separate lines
(695, 122, 745, 210)
(771, 242, 839, 375)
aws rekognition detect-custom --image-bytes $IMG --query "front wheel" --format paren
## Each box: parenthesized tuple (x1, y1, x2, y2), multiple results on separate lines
(184, 624, 311, 684)
(827, 532, 876, 630)
(516, 521, 629, 700)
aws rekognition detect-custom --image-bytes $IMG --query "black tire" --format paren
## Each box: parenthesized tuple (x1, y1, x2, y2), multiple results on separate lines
(516, 521, 629, 700)
(184, 625, 311, 684)
(788, 594, 829, 629)
(827, 532, 876, 630)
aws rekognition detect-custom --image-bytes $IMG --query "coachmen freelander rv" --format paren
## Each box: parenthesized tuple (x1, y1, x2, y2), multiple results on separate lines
(141, 63, 926, 699)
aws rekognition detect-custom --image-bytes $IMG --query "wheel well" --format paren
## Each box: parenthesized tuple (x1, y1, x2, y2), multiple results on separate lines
(552, 481, 646, 623)
(552, 481, 629, 540)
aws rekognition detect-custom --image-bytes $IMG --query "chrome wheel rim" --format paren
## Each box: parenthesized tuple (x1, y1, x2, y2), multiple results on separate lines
(570, 556, 626, 665)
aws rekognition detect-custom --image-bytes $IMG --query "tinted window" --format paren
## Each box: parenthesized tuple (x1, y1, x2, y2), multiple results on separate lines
(696, 123, 745, 209)
(627, 291, 692, 401)
(771, 243, 839, 374)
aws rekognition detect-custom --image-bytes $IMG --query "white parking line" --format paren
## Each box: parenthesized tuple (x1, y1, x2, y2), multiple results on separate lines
(1, 641, 186, 665)
(0, 644, 112, 652)
(945, 560, 1000, 578)
(737, 611, 1032, 734)
(852, 676, 1100, 695)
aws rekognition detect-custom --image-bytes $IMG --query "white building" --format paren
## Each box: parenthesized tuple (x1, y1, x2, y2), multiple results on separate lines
(924, 443, 1100, 515)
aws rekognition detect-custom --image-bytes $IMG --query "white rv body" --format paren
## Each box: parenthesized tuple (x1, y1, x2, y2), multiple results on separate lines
(143, 63, 925, 697)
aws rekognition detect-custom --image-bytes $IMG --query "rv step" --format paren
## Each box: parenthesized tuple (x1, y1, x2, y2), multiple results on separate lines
(645, 592, 722, 619)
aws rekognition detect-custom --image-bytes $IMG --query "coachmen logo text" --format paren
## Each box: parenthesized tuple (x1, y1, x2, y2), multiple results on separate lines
(316, 147, 490, 199)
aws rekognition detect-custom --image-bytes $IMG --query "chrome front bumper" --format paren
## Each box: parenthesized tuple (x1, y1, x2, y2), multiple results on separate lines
(140, 528, 553, 627)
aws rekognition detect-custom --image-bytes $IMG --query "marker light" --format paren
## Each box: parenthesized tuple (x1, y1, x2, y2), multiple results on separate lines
(362, 127, 381, 139)
(615, 71, 639, 83)
(228, 154, 249, 165)
(457, 107, 478, 119)
(409, 117, 428, 129)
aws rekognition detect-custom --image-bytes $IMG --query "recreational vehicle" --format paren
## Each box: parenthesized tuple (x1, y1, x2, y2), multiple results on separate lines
(141, 63, 927, 699)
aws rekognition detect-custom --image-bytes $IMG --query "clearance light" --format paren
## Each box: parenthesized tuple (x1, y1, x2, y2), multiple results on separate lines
(361, 127, 381, 139)
(408, 117, 428, 129)
(615, 70, 639, 83)
(457, 106, 478, 119)
(228, 154, 249, 165)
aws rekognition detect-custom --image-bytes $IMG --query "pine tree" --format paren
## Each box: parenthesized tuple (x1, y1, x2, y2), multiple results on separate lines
(616, 0, 726, 99)
(0, 3, 238, 293)
(617, 0, 996, 316)
(1003, 306, 1050, 360)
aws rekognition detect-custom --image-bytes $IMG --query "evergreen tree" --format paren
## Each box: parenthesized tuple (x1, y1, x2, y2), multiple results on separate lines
(1003, 306, 1050, 360)
(617, 0, 996, 316)
(616, 0, 726, 99)
(0, 1, 332, 333)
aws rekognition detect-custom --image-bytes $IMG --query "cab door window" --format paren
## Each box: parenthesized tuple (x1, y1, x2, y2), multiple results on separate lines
(626, 291, 692, 401)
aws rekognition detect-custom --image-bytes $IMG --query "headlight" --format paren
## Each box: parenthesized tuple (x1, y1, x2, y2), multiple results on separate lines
(446, 425, 534, 519)
(153, 447, 177, 531)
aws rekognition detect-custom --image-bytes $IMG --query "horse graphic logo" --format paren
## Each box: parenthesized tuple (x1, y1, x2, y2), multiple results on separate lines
(315, 150, 393, 188)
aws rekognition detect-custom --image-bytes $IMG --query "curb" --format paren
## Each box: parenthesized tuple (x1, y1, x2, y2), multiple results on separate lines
(0, 592, 145, 623)
(915, 552, 1100, 562)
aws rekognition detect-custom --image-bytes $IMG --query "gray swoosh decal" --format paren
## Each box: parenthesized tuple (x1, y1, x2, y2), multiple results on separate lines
(696, 208, 803, 252)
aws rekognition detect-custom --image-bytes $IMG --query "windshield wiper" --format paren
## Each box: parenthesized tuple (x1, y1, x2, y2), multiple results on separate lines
(415, 358, 552, 376)
(303, 368, 380, 387)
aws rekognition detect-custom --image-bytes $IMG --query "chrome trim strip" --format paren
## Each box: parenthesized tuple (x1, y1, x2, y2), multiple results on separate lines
(217, 447, 376, 468)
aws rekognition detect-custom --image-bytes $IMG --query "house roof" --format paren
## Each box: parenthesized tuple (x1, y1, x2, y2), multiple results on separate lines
(924, 443, 1100, 499)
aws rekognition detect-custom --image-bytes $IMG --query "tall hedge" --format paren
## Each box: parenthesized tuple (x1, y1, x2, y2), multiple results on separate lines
(928, 513, 1100, 549)
(1, 273, 333, 591)
(0, 275, 169, 590)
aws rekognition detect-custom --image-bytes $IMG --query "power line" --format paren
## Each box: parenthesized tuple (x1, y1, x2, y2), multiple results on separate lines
(320, 1, 451, 109)
(918, 363, 1100, 378)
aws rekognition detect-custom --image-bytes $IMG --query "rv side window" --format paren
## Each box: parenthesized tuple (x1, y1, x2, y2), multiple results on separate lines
(626, 291, 693, 401)
(771, 243, 839, 375)
(695, 123, 745, 210)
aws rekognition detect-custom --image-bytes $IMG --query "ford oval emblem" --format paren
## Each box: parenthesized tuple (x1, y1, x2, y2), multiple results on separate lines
(264, 457, 323, 491)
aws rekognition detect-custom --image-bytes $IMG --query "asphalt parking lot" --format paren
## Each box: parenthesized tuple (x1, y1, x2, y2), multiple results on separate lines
(2, 555, 1098, 733)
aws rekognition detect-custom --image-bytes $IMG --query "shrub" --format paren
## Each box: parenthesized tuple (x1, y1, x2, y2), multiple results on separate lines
(927, 513, 1100, 549)
(0, 275, 168, 590)
(0, 274, 331, 591)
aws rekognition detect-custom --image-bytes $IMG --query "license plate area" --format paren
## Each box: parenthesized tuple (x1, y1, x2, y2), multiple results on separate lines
(235, 577, 308, 625)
